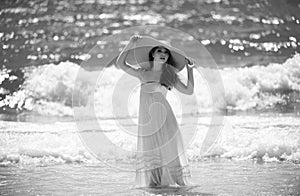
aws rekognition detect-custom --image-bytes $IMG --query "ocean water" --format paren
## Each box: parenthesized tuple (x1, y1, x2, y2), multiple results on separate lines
(1, 0, 300, 195)
(1, 0, 300, 69)
(0, 115, 300, 195)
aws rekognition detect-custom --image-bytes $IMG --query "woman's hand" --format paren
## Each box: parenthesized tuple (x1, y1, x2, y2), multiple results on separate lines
(185, 57, 196, 69)
(129, 34, 143, 44)
(116, 34, 143, 78)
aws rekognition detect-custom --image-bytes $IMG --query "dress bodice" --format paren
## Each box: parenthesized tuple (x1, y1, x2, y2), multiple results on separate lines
(139, 69, 168, 96)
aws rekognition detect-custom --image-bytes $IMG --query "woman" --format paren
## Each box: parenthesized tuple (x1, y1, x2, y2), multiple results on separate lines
(116, 35, 195, 187)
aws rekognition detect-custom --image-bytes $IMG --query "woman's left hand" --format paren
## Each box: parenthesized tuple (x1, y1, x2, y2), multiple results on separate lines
(185, 57, 195, 69)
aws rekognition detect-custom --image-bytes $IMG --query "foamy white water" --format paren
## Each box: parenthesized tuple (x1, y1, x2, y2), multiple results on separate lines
(0, 115, 299, 166)
(1, 54, 299, 117)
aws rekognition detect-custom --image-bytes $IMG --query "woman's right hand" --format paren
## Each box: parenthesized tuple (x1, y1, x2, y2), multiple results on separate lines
(129, 34, 142, 43)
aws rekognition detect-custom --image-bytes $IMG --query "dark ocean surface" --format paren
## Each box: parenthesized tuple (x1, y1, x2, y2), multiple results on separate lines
(1, 0, 300, 69)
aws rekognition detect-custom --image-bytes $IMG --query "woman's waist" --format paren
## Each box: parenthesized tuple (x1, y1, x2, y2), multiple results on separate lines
(140, 82, 168, 94)
(141, 81, 169, 90)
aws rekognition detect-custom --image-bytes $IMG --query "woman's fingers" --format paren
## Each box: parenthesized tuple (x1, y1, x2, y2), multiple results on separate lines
(186, 57, 195, 65)
(135, 35, 142, 39)
(185, 57, 191, 64)
(130, 34, 143, 42)
(186, 57, 196, 68)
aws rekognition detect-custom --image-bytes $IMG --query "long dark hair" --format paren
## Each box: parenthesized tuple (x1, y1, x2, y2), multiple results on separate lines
(148, 46, 179, 90)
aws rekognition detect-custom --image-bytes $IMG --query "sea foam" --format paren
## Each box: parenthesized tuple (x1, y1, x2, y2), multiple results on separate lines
(0, 115, 299, 166)
(0, 54, 299, 117)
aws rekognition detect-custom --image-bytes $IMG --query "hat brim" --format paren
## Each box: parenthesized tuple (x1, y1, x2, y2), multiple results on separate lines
(126, 36, 187, 72)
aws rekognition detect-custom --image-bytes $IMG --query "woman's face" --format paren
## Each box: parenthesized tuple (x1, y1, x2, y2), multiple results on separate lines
(152, 47, 170, 64)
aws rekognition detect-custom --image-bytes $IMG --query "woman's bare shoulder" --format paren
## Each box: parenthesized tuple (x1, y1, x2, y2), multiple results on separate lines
(136, 67, 147, 80)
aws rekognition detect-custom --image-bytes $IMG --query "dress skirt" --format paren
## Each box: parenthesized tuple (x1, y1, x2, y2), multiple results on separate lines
(135, 80, 191, 187)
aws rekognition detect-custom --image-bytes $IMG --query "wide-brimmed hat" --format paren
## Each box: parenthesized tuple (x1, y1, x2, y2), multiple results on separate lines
(126, 36, 188, 72)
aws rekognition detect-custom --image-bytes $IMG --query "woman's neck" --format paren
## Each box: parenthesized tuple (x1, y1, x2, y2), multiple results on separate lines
(152, 61, 164, 71)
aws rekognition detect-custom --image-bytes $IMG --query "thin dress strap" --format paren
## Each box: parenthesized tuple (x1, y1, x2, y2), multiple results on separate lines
(141, 81, 159, 85)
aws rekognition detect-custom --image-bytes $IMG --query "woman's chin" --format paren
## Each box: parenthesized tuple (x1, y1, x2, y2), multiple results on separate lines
(154, 60, 165, 64)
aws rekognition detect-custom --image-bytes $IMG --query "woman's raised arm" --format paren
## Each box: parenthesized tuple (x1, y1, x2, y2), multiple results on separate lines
(116, 35, 142, 78)
(174, 58, 195, 95)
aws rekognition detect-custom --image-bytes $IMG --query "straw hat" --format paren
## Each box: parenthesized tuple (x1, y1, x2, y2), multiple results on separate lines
(126, 36, 188, 72)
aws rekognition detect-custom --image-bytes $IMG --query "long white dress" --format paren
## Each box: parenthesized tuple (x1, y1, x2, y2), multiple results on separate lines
(135, 69, 191, 187)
